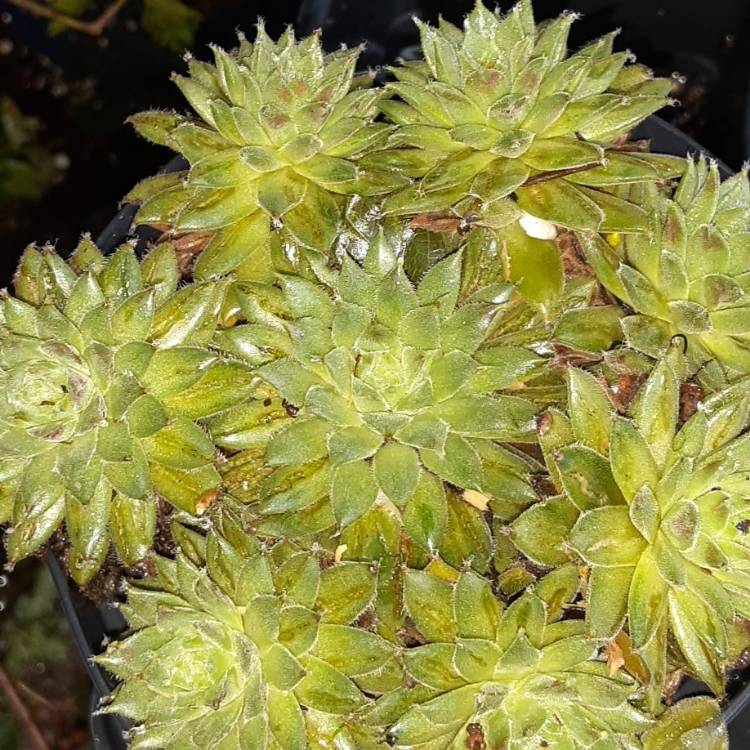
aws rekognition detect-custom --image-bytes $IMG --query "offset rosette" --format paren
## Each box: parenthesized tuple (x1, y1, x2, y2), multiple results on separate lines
(379, 0, 681, 235)
(96, 516, 398, 749)
(376, 565, 653, 749)
(512, 354, 750, 702)
(580, 157, 750, 373)
(127, 24, 404, 280)
(209, 238, 545, 564)
(0, 239, 253, 582)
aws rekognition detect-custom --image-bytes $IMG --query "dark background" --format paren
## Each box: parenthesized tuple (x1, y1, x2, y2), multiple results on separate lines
(1, 0, 750, 746)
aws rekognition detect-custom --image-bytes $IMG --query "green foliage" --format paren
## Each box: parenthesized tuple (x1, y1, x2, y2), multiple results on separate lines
(97, 513, 391, 750)
(513, 354, 750, 706)
(0, 564, 81, 750)
(127, 24, 402, 278)
(377, 0, 680, 236)
(141, 0, 201, 54)
(44, 0, 202, 52)
(0, 97, 61, 204)
(581, 157, 750, 374)
(0, 566, 70, 678)
(391, 566, 649, 749)
(209, 237, 544, 565)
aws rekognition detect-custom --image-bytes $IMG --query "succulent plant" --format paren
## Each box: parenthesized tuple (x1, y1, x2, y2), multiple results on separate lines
(97, 513, 397, 750)
(99, 527, 729, 750)
(382, 564, 654, 749)
(0, 239, 255, 582)
(2, 1, 747, 746)
(206, 236, 548, 563)
(126, 25, 404, 280)
(379, 0, 681, 235)
(512, 353, 750, 702)
(580, 157, 750, 374)
(642, 697, 728, 750)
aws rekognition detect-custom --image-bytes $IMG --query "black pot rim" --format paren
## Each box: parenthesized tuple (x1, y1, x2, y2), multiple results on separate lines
(46, 114, 750, 748)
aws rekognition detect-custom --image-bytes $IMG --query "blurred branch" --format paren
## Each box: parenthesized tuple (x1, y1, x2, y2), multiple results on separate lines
(6, 0, 129, 35)
(0, 666, 50, 750)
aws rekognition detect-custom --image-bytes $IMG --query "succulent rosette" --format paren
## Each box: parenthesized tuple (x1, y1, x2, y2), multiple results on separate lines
(0, 239, 254, 582)
(378, 0, 681, 233)
(207, 237, 549, 565)
(127, 25, 404, 280)
(374, 564, 652, 749)
(580, 157, 750, 374)
(96, 514, 398, 750)
(512, 354, 750, 701)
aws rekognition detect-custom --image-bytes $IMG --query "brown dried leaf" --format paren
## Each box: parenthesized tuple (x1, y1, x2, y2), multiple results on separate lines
(195, 488, 220, 516)
(679, 383, 703, 425)
(409, 213, 462, 234)
(606, 638, 626, 677)
(556, 230, 593, 278)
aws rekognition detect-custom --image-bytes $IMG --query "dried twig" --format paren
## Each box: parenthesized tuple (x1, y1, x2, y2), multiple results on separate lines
(0, 665, 50, 750)
(6, 0, 129, 36)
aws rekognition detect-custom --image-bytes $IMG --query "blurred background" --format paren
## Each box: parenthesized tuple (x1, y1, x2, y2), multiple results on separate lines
(1, 0, 750, 746)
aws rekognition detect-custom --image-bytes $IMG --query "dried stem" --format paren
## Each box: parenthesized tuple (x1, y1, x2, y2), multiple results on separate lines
(0, 665, 50, 750)
(522, 162, 602, 187)
(6, 0, 129, 36)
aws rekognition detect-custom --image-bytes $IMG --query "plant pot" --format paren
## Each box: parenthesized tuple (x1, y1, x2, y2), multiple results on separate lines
(45, 116, 750, 748)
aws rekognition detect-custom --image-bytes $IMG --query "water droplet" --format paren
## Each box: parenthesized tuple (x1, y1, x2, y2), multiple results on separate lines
(0, 575, 8, 588)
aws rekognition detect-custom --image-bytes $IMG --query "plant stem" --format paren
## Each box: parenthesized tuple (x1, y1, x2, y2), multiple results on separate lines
(0, 665, 50, 750)
(6, 0, 129, 36)
(522, 162, 601, 187)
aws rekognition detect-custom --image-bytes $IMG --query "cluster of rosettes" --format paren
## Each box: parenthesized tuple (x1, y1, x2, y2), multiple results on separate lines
(124, 0, 682, 290)
(4, 1, 750, 749)
(98, 515, 729, 750)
